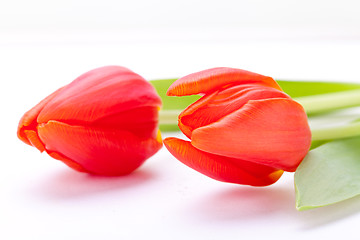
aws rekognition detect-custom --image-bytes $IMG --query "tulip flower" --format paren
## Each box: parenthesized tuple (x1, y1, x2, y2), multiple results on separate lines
(163, 67, 312, 186)
(17, 66, 163, 175)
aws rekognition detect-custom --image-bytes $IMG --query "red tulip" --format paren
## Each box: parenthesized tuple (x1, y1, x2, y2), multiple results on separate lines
(18, 66, 163, 175)
(163, 67, 311, 186)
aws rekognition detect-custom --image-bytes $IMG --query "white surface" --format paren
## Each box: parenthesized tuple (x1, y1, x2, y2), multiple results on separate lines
(2, 0, 360, 239)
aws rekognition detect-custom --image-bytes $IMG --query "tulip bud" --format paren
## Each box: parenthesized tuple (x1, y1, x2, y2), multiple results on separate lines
(18, 66, 163, 175)
(164, 67, 311, 186)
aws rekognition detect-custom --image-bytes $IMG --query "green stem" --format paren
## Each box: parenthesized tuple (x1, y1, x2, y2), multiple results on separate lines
(158, 109, 182, 131)
(311, 121, 360, 141)
(294, 89, 360, 141)
(295, 89, 360, 115)
(159, 110, 181, 125)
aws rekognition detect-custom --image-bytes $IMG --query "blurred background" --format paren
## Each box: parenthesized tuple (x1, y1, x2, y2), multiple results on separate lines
(2, 1, 360, 239)
(2, 0, 360, 41)
(1, 0, 360, 80)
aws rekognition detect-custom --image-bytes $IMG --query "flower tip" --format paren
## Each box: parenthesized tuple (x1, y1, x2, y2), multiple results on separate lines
(163, 137, 175, 148)
(17, 125, 30, 146)
(166, 67, 283, 97)
(165, 88, 176, 97)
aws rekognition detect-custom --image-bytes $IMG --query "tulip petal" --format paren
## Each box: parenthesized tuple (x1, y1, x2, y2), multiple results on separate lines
(178, 91, 219, 138)
(167, 67, 282, 96)
(17, 87, 64, 146)
(91, 106, 160, 139)
(179, 84, 289, 138)
(37, 66, 162, 126)
(23, 130, 45, 152)
(164, 137, 283, 186)
(191, 98, 311, 172)
(48, 151, 88, 173)
(37, 120, 163, 175)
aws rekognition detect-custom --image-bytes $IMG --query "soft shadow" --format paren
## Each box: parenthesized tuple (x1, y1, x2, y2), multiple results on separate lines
(189, 184, 360, 227)
(297, 195, 360, 229)
(34, 168, 155, 200)
(190, 186, 295, 222)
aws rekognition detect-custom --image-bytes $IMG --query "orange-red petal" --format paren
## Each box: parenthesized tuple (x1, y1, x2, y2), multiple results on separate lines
(164, 137, 283, 186)
(191, 98, 311, 172)
(23, 130, 45, 152)
(178, 84, 289, 138)
(37, 120, 163, 175)
(48, 151, 88, 173)
(167, 67, 282, 96)
(17, 87, 64, 146)
(37, 66, 161, 126)
(178, 91, 219, 138)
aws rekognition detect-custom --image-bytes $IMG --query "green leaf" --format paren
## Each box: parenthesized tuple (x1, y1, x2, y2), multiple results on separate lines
(295, 136, 360, 211)
(278, 81, 360, 115)
(309, 140, 329, 150)
(277, 80, 360, 98)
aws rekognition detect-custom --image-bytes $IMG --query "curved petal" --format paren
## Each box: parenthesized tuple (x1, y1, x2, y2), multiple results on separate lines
(178, 91, 219, 138)
(191, 98, 311, 172)
(167, 67, 282, 96)
(38, 120, 163, 175)
(164, 137, 283, 186)
(23, 130, 45, 152)
(48, 151, 88, 173)
(17, 87, 64, 146)
(37, 66, 162, 125)
(179, 84, 289, 138)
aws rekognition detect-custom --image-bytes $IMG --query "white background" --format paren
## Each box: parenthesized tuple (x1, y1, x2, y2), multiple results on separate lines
(2, 0, 360, 239)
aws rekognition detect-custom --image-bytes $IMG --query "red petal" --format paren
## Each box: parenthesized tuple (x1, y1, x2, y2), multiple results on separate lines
(191, 98, 311, 172)
(167, 67, 282, 96)
(17, 87, 64, 146)
(179, 84, 289, 138)
(38, 120, 163, 175)
(164, 137, 283, 186)
(48, 151, 88, 173)
(91, 106, 160, 139)
(37, 66, 161, 126)
(23, 130, 45, 152)
(178, 91, 219, 138)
